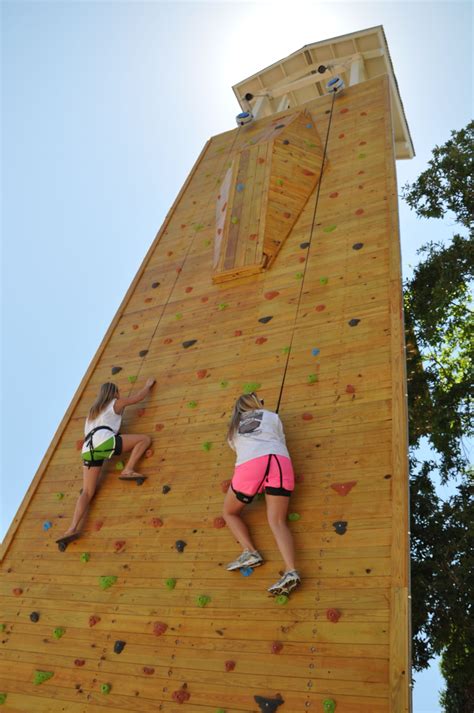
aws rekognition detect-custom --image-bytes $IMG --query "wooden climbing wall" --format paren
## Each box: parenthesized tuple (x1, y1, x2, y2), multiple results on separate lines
(0, 74, 410, 713)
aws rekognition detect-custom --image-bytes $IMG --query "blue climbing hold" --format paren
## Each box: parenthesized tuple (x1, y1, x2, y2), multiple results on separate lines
(236, 183, 245, 192)
(240, 567, 254, 577)
(311, 348, 320, 357)
(43, 521, 52, 531)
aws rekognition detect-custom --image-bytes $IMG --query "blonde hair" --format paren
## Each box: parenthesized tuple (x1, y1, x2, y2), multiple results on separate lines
(88, 383, 119, 421)
(227, 392, 263, 442)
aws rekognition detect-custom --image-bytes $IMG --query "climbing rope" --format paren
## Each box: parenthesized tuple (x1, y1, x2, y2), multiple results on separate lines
(275, 91, 337, 414)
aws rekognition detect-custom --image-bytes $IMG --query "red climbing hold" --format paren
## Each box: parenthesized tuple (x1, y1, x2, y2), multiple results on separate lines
(271, 641, 283, 654)
(152, 517, 163, 528)
(153, 622, 168, 636)
(74, 659, 85, 667)
(164, 338, 172, 344)
(315, 304, 326, 312)
(234, 330, 242, 337)
(137, 408, 146, 417)
(132, 324, 139, 330)
(358, 170, 365, 175)
(329, 192, 339, 198)
(299, 256, 305, 263)
(258, 158, 265, 164)
(255, 337, 267, 345)
(76, 439, 84, 451)
(283, 212, 291, 219)
(93, 520, 103, 531)
(338, 133, 345, 139)
(176, 267, 182, 274)
(145, 449, 154, 458)
(340, 108, 349, 114)
(302, 413, 313, 421)
(221, 479, 231, 493)
(213, 517, 226, 529)
(143, 667, 155, 675)
(225, 660, 236, 672)
(302, 169, 315, 176)
(345, 384, 356, 394)
(355, 208, 364, 216)
(249, 233, 257, 241)
(264, 291, 280, 300)
(114, 540, 126, 553)
(326, 608, 342, 623)
(196, 369, 207, 379)
(12, 588, 23, 596)
(361, 111, 367, 116)
(180, 224, 187, 229)
(201, 296, 209, 303)
(89, 615, 101, 627)
(144, 297, 152, 303)
(155, 424, 164, 432)
(185, 286, 193, 293)
(359, 140, 367, 145)
(331, 481, 357, 496)
(172, 688, 191, 704)
(167, 251, 173, 257)
(295, 474, 305, 483)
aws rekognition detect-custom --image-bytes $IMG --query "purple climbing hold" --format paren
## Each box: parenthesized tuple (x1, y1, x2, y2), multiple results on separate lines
(111, 366, 122, 375)
(182, 340, 197, 349)
(352, 242, 364, 250)
(139, 350, 149, 357)
(348, 319, 360, 327)
(114, 640, 126, 654)
(175, 540, 187, 553)
(151, 282, 160, 288)
(300, 242, 310, 249)
(258, 316, 273, 324)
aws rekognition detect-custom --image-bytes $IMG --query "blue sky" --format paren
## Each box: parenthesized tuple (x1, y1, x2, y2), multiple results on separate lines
(1, 1, 472, 711)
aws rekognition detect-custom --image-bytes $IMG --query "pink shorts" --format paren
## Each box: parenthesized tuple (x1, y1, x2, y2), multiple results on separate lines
(231, 454, 295, 504)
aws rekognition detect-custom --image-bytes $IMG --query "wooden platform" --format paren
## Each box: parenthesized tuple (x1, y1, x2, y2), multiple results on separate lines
(0, 75, 410, 712)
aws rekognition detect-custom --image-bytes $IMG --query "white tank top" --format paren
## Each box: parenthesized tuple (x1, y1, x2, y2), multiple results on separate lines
(228, 409, 290, 466)
(82, 399, 122, 452)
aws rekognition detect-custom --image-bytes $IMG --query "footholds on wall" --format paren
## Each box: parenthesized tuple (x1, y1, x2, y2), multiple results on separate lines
(172, 686, 190, 704)
(352, 242, 364, 250)
(213, 517, 226, 529)
(101, 683, 111, 695)
(175, 540, 187, 553)
(224, 660, 236, 671)
(187, 401, 198, 408)
(114, 540, 126, 553)
(197, 595, 211, 607)
(111, 366, 122, 375)
(165, 578, 176, 590)
(43, 521, 52, 531)
(264, 291, 280, 300)
(319, 276, 328, 284)
(143, 667, 155, 675)
(275, 595, 289, 605)
(29, 612, 40, 623)
(162, 485, 171, 494)
(80, 552, 90, 563)
(55, 492, 64, 500)
(33, 671, 54, 686)
(139, 350, 149, 358)
(240, 566, 254, 577)
(12, 588, 23, 597)
(74, 659, 85, 666)
(259, 316, 273, 324)
(254, 694, 285, 712)
(153, 621, 168, 636)
(152, 517, 163, 527)
(99, 576, 117, 590)
(331, 481, 357, 496)
(288, 513, 300, 521)
(197, 369, 208, 379)
(295, 272, 304, 279)
(128, 375, 138, 383)
(202, 441, 212, 451)
(271, 641, 283, 654)
(302, 413, 313, 421)
(326, 608, 342, 623)
(183, 340, 197, 349)
(348, 318, 360, 327)
(323, 699, 336, 713)
(89, 615, 101, 627)
(114, 640, 126, 654)
(0, 693, 7, 705)
(323, 225, 337, 233)
(332, 521, 348, 535)
(308, 374, 318, 383)
(311, 348, 320, 356)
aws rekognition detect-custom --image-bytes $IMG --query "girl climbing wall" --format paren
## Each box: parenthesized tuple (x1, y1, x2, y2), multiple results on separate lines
(222, 392, 301, 595)
(56, 378, 156, 549)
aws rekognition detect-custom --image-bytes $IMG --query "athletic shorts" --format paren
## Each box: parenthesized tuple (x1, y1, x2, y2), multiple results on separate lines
(231, 453, 294, 504)
(82, 434, 123, 468)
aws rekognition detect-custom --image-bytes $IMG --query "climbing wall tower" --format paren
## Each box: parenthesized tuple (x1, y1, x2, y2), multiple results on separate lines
(0, 27, 413, 713)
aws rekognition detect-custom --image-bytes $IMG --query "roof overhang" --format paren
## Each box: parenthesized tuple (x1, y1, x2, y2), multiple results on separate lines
(232, 26, 414, 160)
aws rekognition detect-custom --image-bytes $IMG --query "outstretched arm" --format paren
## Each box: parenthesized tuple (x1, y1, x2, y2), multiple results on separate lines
(114, 378, 156, 414)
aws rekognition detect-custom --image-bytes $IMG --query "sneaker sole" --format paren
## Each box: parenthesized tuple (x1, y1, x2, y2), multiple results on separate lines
(226, 559, 264, 572)
(268, 580, 301, 596)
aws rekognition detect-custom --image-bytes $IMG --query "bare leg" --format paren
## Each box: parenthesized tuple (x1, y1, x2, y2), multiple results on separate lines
(222, 487, 257, 552)
(265, 494, 296, 571)
(119, 433, 151, 476)
(62, 466, 102, 536)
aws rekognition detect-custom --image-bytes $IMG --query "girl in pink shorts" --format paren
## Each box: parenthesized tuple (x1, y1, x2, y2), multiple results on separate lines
(222, 392, 301, 595)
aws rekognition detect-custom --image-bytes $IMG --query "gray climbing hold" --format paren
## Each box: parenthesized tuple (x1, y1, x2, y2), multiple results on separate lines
(183, 340, 197, 349)
(254, 695, 285, 712)
(162, 485, 171, 494)
(139, 350, 149, 357)
(152, 282, 160, 288)
(114, 640, 126, 654)
(300, 242, 310, 249)
(175, 540, 187, 552)
(30, 612, 40, 623)
(111, 366, 122, 375)
(258, 316, 273, 324)
(333, 521, 348, 535)
(348, 319, 360, 327)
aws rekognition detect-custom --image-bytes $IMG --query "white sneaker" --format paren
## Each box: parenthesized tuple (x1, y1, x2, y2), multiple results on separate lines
(267, 569, 301, 595)
(226, 549, 264, 571)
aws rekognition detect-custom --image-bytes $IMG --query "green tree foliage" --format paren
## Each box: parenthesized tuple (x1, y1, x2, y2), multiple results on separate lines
(402, 122, 473, 712)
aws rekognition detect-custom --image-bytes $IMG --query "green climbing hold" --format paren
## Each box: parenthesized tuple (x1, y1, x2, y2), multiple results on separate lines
(275, 594, 289, 605)
(288, 513, 300, 521)
(101, 683, 111, 695)
(281, 346, 291, 354)
(216, 709, 226, 713)
(0, 625, 5, 632)
(187, 401, 198, 409)
(55, 492, 64, 500)
(0, 693, 6, 705)
(194, 223, 204, 232)
(81, 552, 90, 563)
(165, 578, 177, 590)
(295, 272, 304, 279)
(128, 375, 137, 383)
(196, 595, 211, 607)
(323, 225, 337, 233)
(319, 276, 328, 285)
(175, 313, 183, 320)
(230, 216, 239, 225)
(53, 627, 65, 639)
(308, 374, 319, 383)
(276, 179, 284, 186)
(220, 380, 229, 389)
(242, 382, 261, 394)
(202, 442, 212, 452)
(99, 576, 117, 591)
(218, 303, 229, 310)
(204, 239, 211, 247)
(323, 699, 336, 713)
(115, 461, 124, 471)
(358, 152, 367, 159)
(33, 670, 54, 685)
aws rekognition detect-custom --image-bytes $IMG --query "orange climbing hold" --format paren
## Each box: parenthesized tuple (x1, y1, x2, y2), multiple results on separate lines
(153, 622, 168, 636)
(331, 481, 357, 496)
(255, 337, 267, 345)
(327, 608, 342, 622)
(355, 208, 364, 216)
(197, 369, 207, 379)
(213, 517, 226, 529)
(264, 291, 280, 300)
(12, 588, 23, 596)
(345, 384, 356, 394)
(145, 449, 153, 458)
(89, 615, 101, 627)
(234, 330, 242, 337)
(151, 518, 163, 528)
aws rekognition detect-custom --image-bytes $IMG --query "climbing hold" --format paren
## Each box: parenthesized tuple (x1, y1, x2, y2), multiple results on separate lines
(175, 313, 183, 320)
(264, 290, 279, 300)
(115, 461, 124, 471)
(0, 693, 7, 705)
(152, 281, 160, 288)
(333, 521, 348, 535)
(300, 242, 310, 249)
(201, 295, 209, 303)
(132, 324, 139, 330)
(164, 338, 172, 345)
(43, 521, 52, 531)
(33, 671, 54, 686)
(259, 316, 273, 324)
(80, 552, 90, 563)
(345, 384, 355, 394)
(243, 382, 261, 394)
(220, 380, 229, 388)
(224, 660, 236, 672)
(319, 276, 328, 284)
(218, 303, 229, 310)
(358, 153, 367, 159)
(137, 408, 146, 417)
(183, 340, 197, 349)
(172, 685, 191, 704)
(308, 374, 318, 384)
(295, 272, 304, 279)
(145, 448, 153, 458)
(143, 667, 155, 675)
(236, 183, 245, 192)
(271, 641, 283, 654)
(196, 595, 211, 607)
(234, 330, 242, 336)
(155, 423, 164, 431)
(187, 401, 197, 408)
(128, 375, 137, 383)
(153, 621, 168, 636)
(288, 512, 300, 521)
(197, 369, 207, 379)
(276, 179, 284, 186)
(323, 699, 336, 713)
(240, 566, 253, 577)
(111, 366, 122, 375)
(194, 223, 204, 231)
(100, 683, 111, 695)
(329, 192, 339, 198)
(255, 337, 267, 344)
(355, 208, 364, 216)
(213, 517, 226, 529)
(283, 139, 290, 145)
(94, 520, 103, 531)
(202, 441, 212, 452)
(114, 540, 126, 553)
(185, 286, 193, 293)
(302, 413, 313, 421)
(165, 578, 176, 590)
(88, 615, 101, 627)
(315, 304, 326, 312)
(162, 484, 171, 494)
(29, 612, 40, 623)
(175, 540, 187, 553)
(323, 225, 337, 233)
(114, 640, 126, 654)
(275, 594, 289, 605)
(220, 479, 231, 493)
(352, 242, 364, 250)
(0, 625, 5, 632)
(139, 350, 149, 358)
(216, 709, 226, 713)
(12, 588, 23, 597)
(99, 576, 117, 590)
(74, 659, 85, 667)
(152, 517, 163, 527)
(254, 694, 285, 712)
(311, 348, 320, 356)
(281, 346, 291, 354)
(55, 492, 64, 500)
(302, 169, 315, 176)
(348, 318, 360, 327)
(326, 608, 342, 623)
(331, 481, 357, 496)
